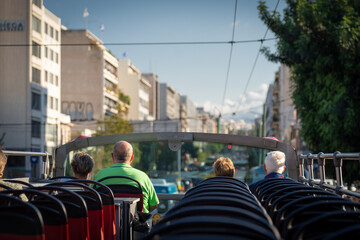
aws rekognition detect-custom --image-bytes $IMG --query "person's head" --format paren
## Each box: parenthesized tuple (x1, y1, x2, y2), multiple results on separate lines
(0, 147, 7, 178)
(213, 157, 235, 177)
(112, 141, 134, 164)
(70, 152, 95, 179)
(264, 151, 286, 174)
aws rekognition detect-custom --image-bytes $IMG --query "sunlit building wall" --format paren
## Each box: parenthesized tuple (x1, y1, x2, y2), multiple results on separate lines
(118, 60, 151, 121)
(0, 0, 63, 177)
(180, 95, 198, 132)
(61, 29, 122, 135)
(159, 83, 180, 120)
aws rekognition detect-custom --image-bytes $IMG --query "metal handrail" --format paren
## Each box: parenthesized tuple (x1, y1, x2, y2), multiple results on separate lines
(3, 150, 51, 179)
(298, 152, 360, 199)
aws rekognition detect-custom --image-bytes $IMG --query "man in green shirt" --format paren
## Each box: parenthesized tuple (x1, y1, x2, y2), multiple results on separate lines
(94, 141, 159, 213)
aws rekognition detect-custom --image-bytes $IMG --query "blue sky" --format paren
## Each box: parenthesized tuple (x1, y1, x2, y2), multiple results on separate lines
(44, 0, 286, 120)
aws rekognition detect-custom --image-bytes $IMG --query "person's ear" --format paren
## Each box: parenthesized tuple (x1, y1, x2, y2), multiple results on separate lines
(281, 166, 286, 173)
(263, 163, 268, 174)
(129, 154, 134, 164)
(111, 153, 116, 163)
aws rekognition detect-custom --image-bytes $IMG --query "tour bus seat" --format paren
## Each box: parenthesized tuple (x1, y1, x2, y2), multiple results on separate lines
(259, 184, 318, 211)
(257, 182, 308, 204)
(145, 216, 279, 240)
(47, 181, 104, 240)
(185, 182, 252, 197)
(3, 179, 34, 188)
(1, 189, 69, 240)
(0, 194, 45, 240)
(96, 176, 143, 212)
(198, 176, 249, 189)
(157, 205, 276, 233)
(275, 195, 351, 228)
(269, 189, 340, 220)
(166, 195, 267, 218)
(281, 200, 360, 238)
(290, 211, 360, 240)
(49, 176, 79, 181)
(69, 179, 116, 240)
(250, 177, 296, 194)
(184, 186, 255, 201)
(32, 186, 89, 240)
(182, 191, 259, 208)
(323, 224, 360, 240)
(0, 182, 13, 190)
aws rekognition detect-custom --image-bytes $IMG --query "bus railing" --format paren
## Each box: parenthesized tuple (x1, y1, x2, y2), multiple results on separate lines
(298, 152, 360, 199)
(2, 150, 51, 179)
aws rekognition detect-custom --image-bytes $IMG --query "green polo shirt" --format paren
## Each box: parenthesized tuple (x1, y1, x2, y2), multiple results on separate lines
(94, 163, 159, 213)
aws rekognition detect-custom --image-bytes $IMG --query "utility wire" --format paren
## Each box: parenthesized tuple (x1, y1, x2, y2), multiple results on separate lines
(221, 0, 238, 116)
(234, 0, 281, 115)
(0, 38, 277, 47)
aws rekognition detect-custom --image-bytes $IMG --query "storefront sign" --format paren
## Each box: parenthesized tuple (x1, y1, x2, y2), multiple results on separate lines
(0, 20, 25, 32)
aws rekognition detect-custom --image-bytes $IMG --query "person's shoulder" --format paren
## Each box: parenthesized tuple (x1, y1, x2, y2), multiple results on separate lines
(131, 167, 149, 177)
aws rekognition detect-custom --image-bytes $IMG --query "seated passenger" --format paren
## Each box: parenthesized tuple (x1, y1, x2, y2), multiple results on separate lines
(249, 151, 286, 189)
(70, 152, 95, 180)
(213, 157, 235, 177)
(94, 141, 159, 213)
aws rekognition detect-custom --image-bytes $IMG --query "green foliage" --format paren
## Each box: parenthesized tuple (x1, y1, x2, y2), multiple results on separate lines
(258, 0, 360, 153)
(118, 90, 131, 105)
(181, 142, 199, 159)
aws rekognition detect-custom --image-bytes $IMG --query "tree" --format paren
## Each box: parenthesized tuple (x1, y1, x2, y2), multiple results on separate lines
(258, 0, 360, 185)
(91, 106, 133, 173)
(258, 0, 360, 152)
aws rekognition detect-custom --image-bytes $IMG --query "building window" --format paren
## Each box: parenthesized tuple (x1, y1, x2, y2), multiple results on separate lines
(44, 46, 48, 58)
(55, 75, 58, 86)
(55, 30, 59, 41)
(44, 22, 48, 34)
(50, 96, 53, 109)
(31, 92, 41, 111)
(50, 26, 54, 38)
(43, 94, 47, 109)
(104, 60, 117, 76)
(44, 70, 48, 82)
(55, 52, 59, 63)
(31, 120, 41, 139)
(32, 41, 41, 58)
(32, 15, 41, 33)
(49, 72, 53, 84)
(32, 0, 41, 8)
(55, 98, 58, 110)
(32, 67, 41, 83)
(50, 49, 54, 61)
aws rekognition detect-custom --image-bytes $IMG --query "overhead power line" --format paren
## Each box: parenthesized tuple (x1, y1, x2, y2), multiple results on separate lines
(234, 0, 281, 115)
(0, 38, 277, 47)
(221, 0, 238, 116)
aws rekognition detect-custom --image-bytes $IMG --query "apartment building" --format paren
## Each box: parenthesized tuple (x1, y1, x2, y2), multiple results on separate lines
(180, 95, 198, 132)
(142, 73, 160, 120)
(118, 60, 151, 121)
(0, 0, 67, 177)
(61, 29, 126, 135)
(159, 83, 180, 121)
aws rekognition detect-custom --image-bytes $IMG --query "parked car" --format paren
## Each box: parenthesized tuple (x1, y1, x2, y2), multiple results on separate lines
(152, 182, 178, 214)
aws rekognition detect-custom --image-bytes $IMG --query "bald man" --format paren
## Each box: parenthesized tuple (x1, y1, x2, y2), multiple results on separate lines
(94, 141, 159, 212)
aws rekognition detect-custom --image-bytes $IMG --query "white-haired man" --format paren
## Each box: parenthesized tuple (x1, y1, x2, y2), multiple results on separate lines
(249, 151, 286, 189)
(263, 151, 286, 179)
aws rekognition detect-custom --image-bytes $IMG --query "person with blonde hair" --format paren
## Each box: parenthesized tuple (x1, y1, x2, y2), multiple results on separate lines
(213, 157, 235, 177)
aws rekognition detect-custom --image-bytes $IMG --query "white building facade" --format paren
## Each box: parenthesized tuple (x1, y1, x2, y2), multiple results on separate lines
(0, 0, 65, 177)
